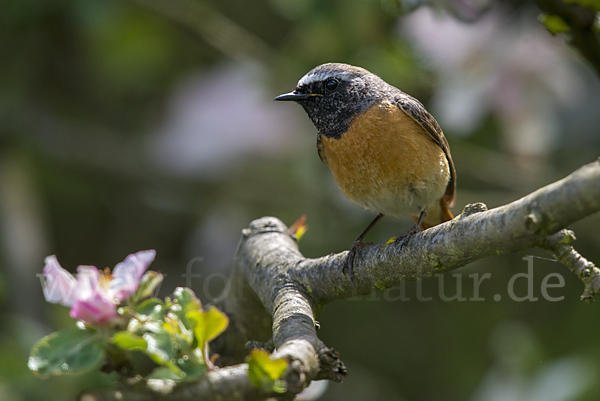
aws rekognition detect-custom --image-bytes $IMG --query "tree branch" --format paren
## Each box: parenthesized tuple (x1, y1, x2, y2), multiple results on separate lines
(80, 159, 600, 400)
(79, 365, 263, 401)
(273, 159, 599, 306)
(537, 230, 600, 302)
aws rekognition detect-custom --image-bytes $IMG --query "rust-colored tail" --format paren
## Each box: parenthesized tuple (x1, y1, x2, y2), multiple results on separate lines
(413, 197, 454, 230)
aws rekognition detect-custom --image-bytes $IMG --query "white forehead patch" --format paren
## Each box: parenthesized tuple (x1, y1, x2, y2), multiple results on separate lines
(297, 70, 356, 87)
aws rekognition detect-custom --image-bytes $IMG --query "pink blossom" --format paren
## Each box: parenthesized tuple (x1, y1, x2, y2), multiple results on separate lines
(69, 266, 118, 325)
(42, 250, 156, 325)
(43, 256, 77, 306)
(109, 250, 156, 301)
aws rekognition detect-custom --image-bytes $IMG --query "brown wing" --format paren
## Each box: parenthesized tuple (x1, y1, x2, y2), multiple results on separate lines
(395, 95, 456, 207)
(316, 134, 328, 165)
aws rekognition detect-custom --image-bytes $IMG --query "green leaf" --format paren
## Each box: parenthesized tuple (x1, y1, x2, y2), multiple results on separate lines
(172, 287, 201, 310)
(186, 306, 229, 350)
(175, 356, 207, 381)
(128, 299, 167, 335)
(146, 366, 182, 381)
(143, 325, 175, 365)
(272, 380, 287, 394)
(143, 325, 184, 377)
(28, 327, 106, 377)
(129, 271, 163, 304)
(170, 287, 202, 331)
(134, 298, 165, 320)
(539, 14, 571, 34)
(148, 355, 207, 382)
(112, 331, 147, 351)
(247, 349, 288, 392)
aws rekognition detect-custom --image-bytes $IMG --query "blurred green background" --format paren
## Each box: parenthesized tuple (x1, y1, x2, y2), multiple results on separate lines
(1, 0, 600, 399)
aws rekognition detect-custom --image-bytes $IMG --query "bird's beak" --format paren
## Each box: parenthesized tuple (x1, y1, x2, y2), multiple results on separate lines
(274, 91, 321, 101)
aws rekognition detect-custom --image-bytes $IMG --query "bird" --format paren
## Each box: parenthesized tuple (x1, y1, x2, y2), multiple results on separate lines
(274, 63, 456, 283)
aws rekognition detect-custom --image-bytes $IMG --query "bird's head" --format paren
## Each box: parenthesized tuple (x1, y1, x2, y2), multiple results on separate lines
(275, 63, 391, 138)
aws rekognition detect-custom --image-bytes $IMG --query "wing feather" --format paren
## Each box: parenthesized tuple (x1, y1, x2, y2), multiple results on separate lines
(394, 95, 456, 207)
(317, 134, 328, 165)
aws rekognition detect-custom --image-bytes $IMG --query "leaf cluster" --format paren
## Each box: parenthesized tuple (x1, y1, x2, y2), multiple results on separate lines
(29, 278, 229, 384)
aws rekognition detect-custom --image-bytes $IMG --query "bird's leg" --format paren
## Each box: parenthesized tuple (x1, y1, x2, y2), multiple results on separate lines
(394, 206, 428, 249)
(345, 213, 384, 284)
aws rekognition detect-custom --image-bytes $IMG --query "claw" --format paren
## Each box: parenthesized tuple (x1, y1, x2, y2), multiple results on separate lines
(393, 224, 421, 249)
(343, 214, 384, 285)
(395, 207, 427, 249)
(344, 237, 366, 285)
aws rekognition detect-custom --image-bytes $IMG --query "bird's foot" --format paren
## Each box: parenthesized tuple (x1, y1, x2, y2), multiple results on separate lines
(344, 237, 369, 285)
(393, 221, 422, 250)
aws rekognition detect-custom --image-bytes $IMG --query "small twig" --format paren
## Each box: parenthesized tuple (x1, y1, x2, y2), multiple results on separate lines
(538, 230, 600, 302)
(79, 365, 263, 401)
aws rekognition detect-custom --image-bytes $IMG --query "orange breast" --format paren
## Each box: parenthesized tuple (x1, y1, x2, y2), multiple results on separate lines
(321, 100, 450, 218)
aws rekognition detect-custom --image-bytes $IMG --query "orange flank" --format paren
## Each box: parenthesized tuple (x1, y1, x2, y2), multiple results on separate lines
(320, 100, 451, 226)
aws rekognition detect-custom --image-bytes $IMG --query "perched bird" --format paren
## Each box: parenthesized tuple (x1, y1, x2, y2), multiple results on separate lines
(275, 63, 456, 282)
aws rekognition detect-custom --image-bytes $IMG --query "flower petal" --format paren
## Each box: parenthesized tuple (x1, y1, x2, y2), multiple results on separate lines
(70, 266, 118, 325)
(69, 297, 118, 325)
(42, 256, 77, 306)
(109, 250, 156, 301)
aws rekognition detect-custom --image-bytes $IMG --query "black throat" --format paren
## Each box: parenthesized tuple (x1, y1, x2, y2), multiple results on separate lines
(297, 76, 397, 139)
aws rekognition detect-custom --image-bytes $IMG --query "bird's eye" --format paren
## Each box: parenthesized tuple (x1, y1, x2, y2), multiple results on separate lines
(325, 79, 339, 91)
